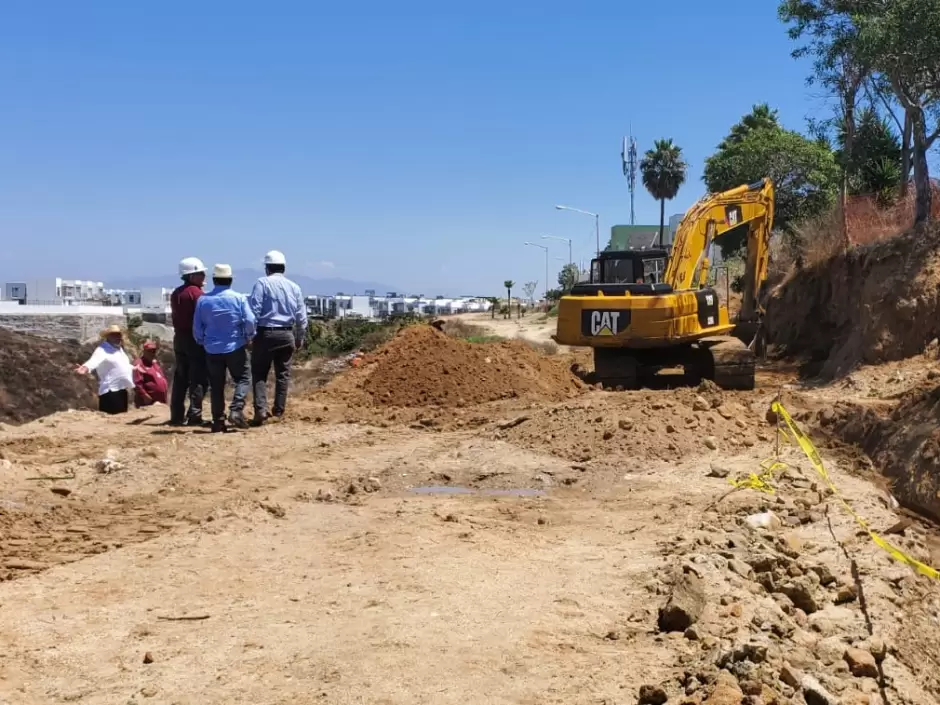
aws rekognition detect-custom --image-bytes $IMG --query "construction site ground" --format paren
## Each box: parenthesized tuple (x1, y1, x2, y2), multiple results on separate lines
(2, 314, 940, 705)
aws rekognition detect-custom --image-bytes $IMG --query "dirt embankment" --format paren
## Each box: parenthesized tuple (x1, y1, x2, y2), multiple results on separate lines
(766, 225, 940, 379)
(0, 328, 97, 425)
(322, 324, 584, 408)
(818, 380, 940, 522)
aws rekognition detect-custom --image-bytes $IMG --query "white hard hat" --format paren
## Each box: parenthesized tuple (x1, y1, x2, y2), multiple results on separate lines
(178, 257, 206, 276)
(263, 250, 287, 266)
(213, 263, 234, 278)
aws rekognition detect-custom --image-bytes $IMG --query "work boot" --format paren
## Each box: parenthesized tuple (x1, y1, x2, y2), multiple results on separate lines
(229, 413, 249, 430)
(185, 414, 204, 427)
(211, 420, 227, 434)
(250, 413, 267, 428)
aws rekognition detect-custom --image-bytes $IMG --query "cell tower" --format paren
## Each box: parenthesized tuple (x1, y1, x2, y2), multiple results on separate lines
(621, 130, 638, 225)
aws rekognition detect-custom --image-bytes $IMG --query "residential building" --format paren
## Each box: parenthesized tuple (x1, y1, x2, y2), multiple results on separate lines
(3, 282, 27, 304)
(25, 277, 105, 305)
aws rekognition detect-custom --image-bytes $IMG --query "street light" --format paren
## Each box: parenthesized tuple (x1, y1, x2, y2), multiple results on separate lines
(542, 234, 572, 266)
(524, 241, 549, 299)
(555, 204, 600, 257)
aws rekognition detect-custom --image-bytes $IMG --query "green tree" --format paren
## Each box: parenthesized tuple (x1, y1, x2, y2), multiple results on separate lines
(704, 111, 839, 255)
(717, 104, 781, 149)
(488, 296, 499, 319)
(838, 107, 902, 197)
(503, 280, 514, 319)
(779, 0, 940, 224)
(855, 0, 940, 223)
(640, 138, 688, 247)
(557, 264, 579, 292)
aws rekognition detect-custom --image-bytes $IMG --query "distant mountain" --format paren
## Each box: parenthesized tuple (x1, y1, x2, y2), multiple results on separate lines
(106, 269, 400, 297)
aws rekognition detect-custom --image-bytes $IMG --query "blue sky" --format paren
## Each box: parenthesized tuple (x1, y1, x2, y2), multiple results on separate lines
(0, 1, 866, 294)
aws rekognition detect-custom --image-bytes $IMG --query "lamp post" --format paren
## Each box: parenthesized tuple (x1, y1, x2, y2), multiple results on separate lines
(524, 241, 549, 299)
(555, 205, 600, 257)
(542, 234, 572, 266)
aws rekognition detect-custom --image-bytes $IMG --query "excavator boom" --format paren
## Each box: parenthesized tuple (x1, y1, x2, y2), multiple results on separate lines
(664, 177, 774, 322)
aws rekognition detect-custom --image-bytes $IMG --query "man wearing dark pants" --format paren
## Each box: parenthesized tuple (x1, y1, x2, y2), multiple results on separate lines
(170, 257, 209, 426)
(193, 264, 256, 433)
(248, 250, 308, 425)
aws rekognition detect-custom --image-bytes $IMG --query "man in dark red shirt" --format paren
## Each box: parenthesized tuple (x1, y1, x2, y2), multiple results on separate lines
(133, 341, 169, 407)
(170, 257, 209, 425)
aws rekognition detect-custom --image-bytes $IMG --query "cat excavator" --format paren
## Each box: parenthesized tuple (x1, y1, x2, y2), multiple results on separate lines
(553, 178, 774, 390)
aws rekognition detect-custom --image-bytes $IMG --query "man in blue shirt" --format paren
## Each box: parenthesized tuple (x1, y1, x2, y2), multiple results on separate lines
(248, 250, 308, 425)
(193, 264, 256, 432)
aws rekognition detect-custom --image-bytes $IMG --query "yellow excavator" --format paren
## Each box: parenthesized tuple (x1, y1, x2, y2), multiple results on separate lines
(553, 178, 774, 390)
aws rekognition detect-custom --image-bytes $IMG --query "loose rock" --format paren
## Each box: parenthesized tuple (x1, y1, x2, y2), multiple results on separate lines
(800, 674, 837, 705)
(779, 663, 802, 689)
(843, 648, 878, 678)
(704, 671, 744, 705)
(708, 463, 731, 479)
(779, 577, 819, 614)
(658, 571, 706, 633)
(638, 684, 669, 705)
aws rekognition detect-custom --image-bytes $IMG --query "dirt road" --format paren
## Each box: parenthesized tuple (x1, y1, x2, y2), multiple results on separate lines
(1, 324, 939, 705)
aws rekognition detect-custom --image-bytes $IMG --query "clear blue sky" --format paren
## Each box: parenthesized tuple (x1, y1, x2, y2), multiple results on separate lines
(1, 1, 846, 295)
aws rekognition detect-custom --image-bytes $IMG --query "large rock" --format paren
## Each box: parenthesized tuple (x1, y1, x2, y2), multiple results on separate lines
(844, 648, 879, 678)
(638, 684, 669, 705)
(658, 571, 706, 633)
(704, 671, 744, 705)
(779, 577, 819, 614)
(800, 674, 838, 705)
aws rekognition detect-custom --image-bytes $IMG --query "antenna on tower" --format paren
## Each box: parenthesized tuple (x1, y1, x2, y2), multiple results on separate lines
(621, 127, 638, 226)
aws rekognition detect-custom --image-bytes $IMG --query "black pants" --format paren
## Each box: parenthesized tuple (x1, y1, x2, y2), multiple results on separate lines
(171, 335, 208, 423)
(206, 346, 251, 423)
(252, 328, 295, 418)
(99, 389, 129, 415)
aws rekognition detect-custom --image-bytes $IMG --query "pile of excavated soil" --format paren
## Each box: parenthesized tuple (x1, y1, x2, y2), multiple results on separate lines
(0, 328, 97, 425)
(322, 324, 584, 408)
(822, 382, 940, 522)
(502, 383, 771, 464)
(766, 225, 940, 379)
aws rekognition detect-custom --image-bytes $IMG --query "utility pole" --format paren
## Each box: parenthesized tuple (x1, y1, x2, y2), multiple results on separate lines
(622, 130, 638, 226)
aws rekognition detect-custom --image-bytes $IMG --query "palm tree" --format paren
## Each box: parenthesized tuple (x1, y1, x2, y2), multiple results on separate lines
(504, 280, 515, 319)
(640, 138, 688, 247)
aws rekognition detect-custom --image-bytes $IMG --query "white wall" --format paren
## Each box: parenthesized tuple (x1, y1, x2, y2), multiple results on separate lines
(0, 302, 126, 315)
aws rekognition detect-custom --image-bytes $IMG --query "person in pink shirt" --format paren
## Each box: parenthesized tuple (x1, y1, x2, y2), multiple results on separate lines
(133, 341, 169, 408)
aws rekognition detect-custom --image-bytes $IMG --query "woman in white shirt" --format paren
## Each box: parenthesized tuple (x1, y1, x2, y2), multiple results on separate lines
(76, 325, 136, 414)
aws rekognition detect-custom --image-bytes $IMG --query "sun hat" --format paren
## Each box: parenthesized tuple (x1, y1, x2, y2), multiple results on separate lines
(99, 324, 124, 339)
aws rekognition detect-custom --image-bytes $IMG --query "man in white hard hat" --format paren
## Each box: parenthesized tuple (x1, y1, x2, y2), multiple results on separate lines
(169, 257, 209, 426)
(247, 250, 308, 425)
(193, 264, 256, 432)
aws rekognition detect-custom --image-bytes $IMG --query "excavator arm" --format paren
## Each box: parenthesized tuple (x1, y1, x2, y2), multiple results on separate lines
(663, 178, 775, 322)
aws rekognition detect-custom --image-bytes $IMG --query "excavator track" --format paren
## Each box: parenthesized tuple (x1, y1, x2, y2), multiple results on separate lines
(700, 336, 755, 390)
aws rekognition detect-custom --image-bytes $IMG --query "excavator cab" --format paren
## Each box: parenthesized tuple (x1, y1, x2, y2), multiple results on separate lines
(588, 249, 669, 286)
(575, 249, 674, 296)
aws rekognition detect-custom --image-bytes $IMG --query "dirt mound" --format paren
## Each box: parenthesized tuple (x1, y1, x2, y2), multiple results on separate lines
(766, 225, 940, 379)
(322, 324, 584, 408)
(821, 382, 940, 521)
(503, 384, 768, 464)
(0, 328, 97, 425)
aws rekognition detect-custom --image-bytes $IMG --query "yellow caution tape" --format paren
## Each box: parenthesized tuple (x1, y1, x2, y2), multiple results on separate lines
(729, 457, 789, 495)
(770, 401, 940, 581)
